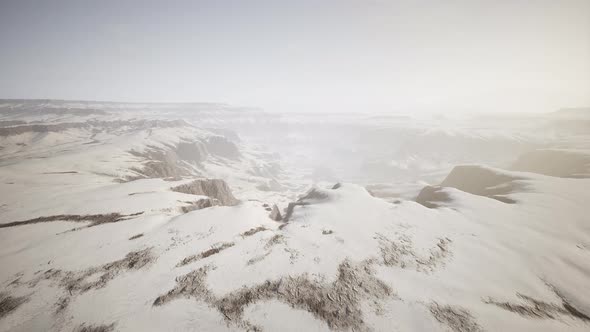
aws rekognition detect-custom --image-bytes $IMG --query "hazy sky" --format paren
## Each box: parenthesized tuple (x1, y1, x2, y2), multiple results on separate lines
(0, 0, 589, 113)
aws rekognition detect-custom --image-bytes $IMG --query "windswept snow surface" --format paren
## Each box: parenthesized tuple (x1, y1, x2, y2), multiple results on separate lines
(1, 100, 590, 331)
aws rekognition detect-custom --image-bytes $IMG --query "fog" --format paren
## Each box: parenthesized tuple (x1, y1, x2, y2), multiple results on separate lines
(1, 2, 590, 331)
(1, 0, 589, 113)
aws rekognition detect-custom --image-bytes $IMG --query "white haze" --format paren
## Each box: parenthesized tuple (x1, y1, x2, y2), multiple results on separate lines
(0, 0, 589, 113)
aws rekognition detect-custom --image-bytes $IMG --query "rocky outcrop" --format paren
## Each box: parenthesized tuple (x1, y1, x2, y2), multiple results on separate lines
(511, 149, 590, 178)
(176, 141, 208, 163)
(0, 119, 188, 137)
(415, 186, 452, 208)
(416, 165, 521, 208)
(269, 204, 282, 221)
(127, 134, 241, 181)
(127, 141, 208, 181)
(171, 179, 239, 206)
(181, 198, 216, 213)
(205, 136, 240, 160)
(283, 188, 330, 222)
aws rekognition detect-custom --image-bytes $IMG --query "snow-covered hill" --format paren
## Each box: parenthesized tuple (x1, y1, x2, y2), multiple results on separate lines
(1, 100, 589, 332)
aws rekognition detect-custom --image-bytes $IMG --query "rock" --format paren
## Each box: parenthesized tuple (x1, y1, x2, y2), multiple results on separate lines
(181, 198, 217, 213)
(282, 187, 331, 221)
(415, 186, 451, 208)
(206, 136, 241, 160)
(171, 179, 239, 206)
(511, 149, 590, 178)
(269, 204, 282, 221)
(416, 165, 521, 208)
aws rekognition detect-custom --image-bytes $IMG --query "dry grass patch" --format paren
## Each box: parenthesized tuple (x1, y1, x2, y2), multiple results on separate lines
(429, 302, 483, 332)
(241, 226, 267, 237)
(73, 323, 116, 332)
(0, 292, 28, 319)
(264, 234, 285, 250)
(0, 212, 143, 229)
(155, 259, 393, 331)
(177, 242, 235, 267)
(128, 233, 144, 240)
(377, 233, 452, 273)
(62, 248, 155, 294)
(484, 283, 590, 323)
(27, 248, 156, 298)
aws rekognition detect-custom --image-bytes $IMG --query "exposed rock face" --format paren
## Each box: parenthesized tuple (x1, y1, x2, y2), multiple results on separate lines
(176, 141, 208, 163)
(415, 186, 452, 208)
(128, 141, 207, 180)
(0, 119, 187, 137)
(283, 188, 330, 222)
(181, 198, 216, 213)
(171, 179, 239, 206)
(269, 204, 282, 221)
(511, 149, 590, 178)
(127, 135, 240, 181)
(129, 148, 188, 180)
(441, 165, 521, 197)
(416, 165, 521, 208)
(256, 179, 284, 192)
(205, 136, 240, 160)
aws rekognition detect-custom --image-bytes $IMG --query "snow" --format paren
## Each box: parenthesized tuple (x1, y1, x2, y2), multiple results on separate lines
(1, 100, 590, 331)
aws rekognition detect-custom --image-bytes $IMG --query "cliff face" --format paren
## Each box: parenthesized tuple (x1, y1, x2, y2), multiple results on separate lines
(511, 149, 590, 178)
(416, 165, 522, 207)
(171, 179, 240, 206)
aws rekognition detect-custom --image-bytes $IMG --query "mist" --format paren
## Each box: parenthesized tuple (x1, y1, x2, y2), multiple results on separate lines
(1, 1, 590, 332)
(1, 0, 589, 113)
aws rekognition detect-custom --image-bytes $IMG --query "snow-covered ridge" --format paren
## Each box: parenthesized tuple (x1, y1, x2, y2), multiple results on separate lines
(1, 100, 590, 331)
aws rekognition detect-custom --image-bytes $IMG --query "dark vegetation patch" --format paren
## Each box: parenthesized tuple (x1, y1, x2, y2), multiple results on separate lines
(0, 212, 143, 229)
(155, 259, 393, 331)
(246, 252, 271, 266)
(73, 323, 116, 332)
(42, 171, 79, 174)
(264, 234, 285, 250)
(128, 191, 156, 196)
(429, 302, 484, 332)
(128, 233, 144, 240)
(177, 242, 235, 267)
(0, 120, 27, 127)
(241, 226, 268, 238)
(0, 292, 28, 319)
(377, 234, 452, 273)
(0, 119, 185, 137)
(484, 283, 590, 323)
(61, 248, 155, 294)
(27, 248, 155, 305)
(322, 230, 334, 235)
(21, 249, 155, 320)
(54, 296, 69, 314)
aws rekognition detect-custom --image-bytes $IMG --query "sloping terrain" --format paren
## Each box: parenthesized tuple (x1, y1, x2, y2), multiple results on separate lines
(1, 100, 589, 332)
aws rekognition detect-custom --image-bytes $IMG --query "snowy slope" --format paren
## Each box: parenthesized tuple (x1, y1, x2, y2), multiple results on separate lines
(1, 100, 589, 332)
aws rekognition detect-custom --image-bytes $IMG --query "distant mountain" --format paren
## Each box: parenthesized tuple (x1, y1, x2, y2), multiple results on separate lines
(552, 107, 590, 118)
